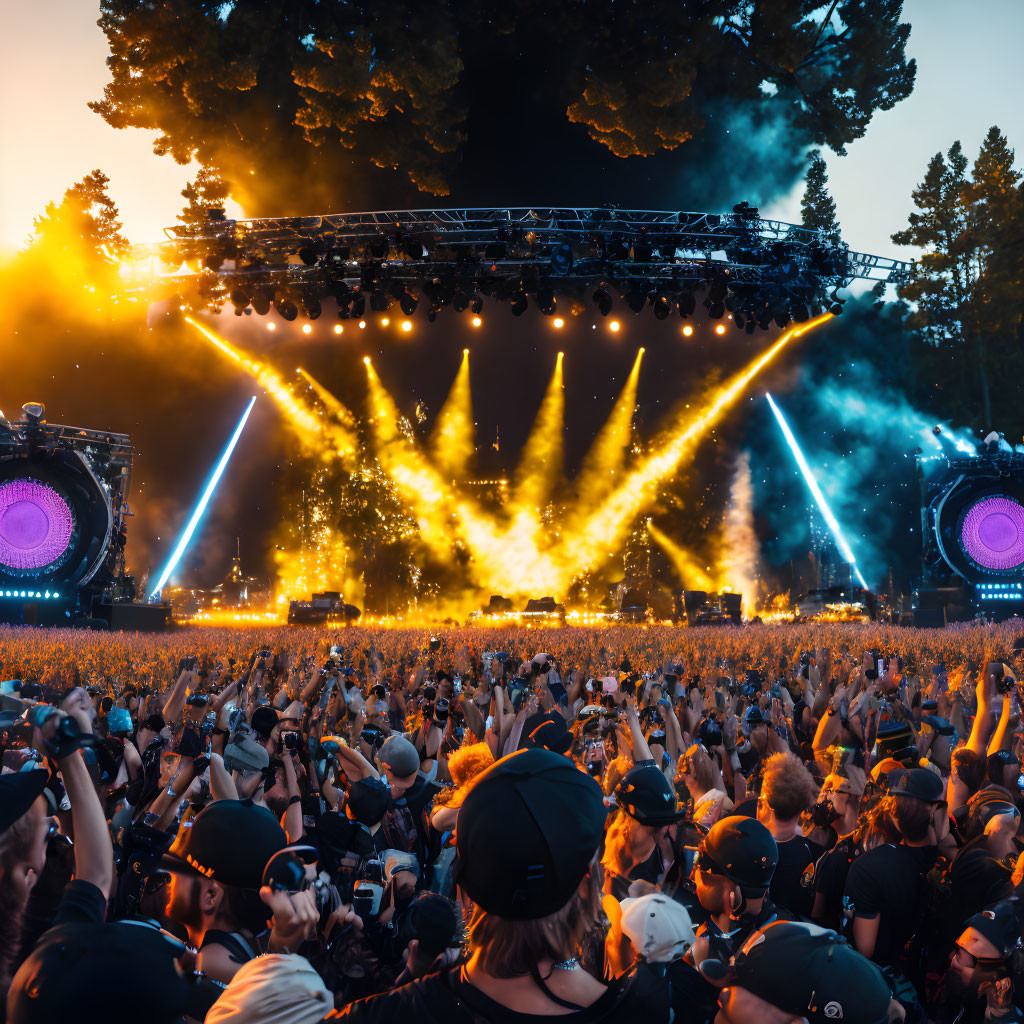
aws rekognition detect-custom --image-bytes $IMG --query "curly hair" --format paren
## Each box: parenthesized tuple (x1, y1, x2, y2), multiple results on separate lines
(436, 742, 495, 809)
(761, 752, 818, 822)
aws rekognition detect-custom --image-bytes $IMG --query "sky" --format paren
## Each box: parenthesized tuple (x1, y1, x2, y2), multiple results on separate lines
(3, 0, 1023, 258)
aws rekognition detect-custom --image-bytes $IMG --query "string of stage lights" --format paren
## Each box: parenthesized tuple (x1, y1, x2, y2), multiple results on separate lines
(765, 392, 870, 591)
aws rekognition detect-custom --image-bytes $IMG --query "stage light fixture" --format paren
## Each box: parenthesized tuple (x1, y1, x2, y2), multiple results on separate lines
(267, 322, 277, 331)
(537, 286, 556, 316)
(350, 295, 366, 318)
(428, 311, 438, 323)
(401, 320, 412, 332)
(708, 302, 725, 320)
(625, 289, 647, 314)
(553, 317, 564, 329)
(471, 296, 484, 314)
(472, 316, 482, 327)
(593, 287, 613, 316)
(399, 291, 418, 316)
(609, 320, 620, 332)
(276, 300, 298, 322)
(333, 324, 343, 335)
(715, 324, 726, 336)
(358, 320, 367, 329)
(370, 291, 391, 312)
(676, 292, 696, 317)
(653, 293, 671, 320)
(381, 317, 390, 327)
(302, 323, 313, 334)
(682, 324, 694, 337)
(251, 291, 271, 316)
(453, 289, 471, 313)
(510, 290, 528, 316)
(229, 289, 250, 312)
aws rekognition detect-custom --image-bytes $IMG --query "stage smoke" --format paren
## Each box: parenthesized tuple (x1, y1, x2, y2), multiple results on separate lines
(720, 451, 761, 611)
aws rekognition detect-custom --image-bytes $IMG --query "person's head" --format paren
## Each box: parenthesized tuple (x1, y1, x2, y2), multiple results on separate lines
(757, 752, 817, 830)
(948, 901, 1021, 1002)
(446, 742, 494, 794)
(162, 799, 287, 938)
(398, 893, 459, 977)
(379, 735, 421, 796)
(620, 893, 695, 964)
(988, 749, 1021, 791)
(950, 747, 987, 806)
(456, 748, 607, 977)
(694, 816, 778, 919)
(889, 768, 948, 844)
(741, 706, 769, 754)
(701, 920, 898, 1024)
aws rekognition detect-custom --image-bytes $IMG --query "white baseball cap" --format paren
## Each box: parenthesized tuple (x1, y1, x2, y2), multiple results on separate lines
(620, 894, 695, 963)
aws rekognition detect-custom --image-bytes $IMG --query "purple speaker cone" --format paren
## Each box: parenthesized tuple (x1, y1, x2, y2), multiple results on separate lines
(961, 496, 1024, 571)
(0, 479, 74, 570)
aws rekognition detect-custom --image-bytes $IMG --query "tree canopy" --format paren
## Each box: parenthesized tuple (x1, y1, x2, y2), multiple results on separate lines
(90, 0, 916, 215)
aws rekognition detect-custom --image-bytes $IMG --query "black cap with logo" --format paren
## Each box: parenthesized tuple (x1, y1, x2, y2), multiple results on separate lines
(616, 763, 686, 827)
(162, 798, 287, 888)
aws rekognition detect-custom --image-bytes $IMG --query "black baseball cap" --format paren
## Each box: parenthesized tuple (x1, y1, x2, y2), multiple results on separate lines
(700, 920, 892, 1024)
(525, 712, 573, 754)
(965, 900, 1022, 959)
(398, 893, 459, 956)
(249, 705, 279, 740)
(456, 749, 606, 920)
(346, 776, 392, 827)
(0, 770, 48, 834)
(8, 920, 221, 1024)
(889, 767, 945, 803)
(616, 763, 686, 827)
(697, 815, 778, 895)
(140, 713, 165, 732)
(162, 799, 287, 888)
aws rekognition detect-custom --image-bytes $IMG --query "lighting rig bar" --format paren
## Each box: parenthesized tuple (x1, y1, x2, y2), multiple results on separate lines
(155, 206, 913, 323)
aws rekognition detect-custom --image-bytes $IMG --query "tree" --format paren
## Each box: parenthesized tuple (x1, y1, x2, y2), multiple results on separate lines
(89, 0, 915, 215)
(178, 166, 230, 232)
(893, 130, 1023, 430)
(31, 169, 129, 259)
(800, 150, 841, 245)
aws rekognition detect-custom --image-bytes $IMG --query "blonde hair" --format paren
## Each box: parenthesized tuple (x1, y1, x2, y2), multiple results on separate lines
(435, 742, 495, 809)
(601, 807, 649, 878)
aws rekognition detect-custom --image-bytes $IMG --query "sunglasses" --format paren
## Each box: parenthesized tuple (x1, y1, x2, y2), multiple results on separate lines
(954, 944, 1005, 970)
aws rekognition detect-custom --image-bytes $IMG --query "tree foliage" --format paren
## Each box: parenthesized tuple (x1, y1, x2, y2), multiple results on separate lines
(893, 127, 1024, 433)
(800, 150, 841, 245)
(32, 169, 129, 259)
(90, 0, 915, 214)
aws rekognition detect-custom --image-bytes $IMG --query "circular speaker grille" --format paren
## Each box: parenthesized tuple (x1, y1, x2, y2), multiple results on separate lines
(961, 496, 1024, 571)
(0, 478, 75, 571)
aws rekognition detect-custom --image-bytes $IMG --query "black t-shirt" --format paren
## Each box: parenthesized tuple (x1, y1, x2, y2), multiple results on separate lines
(770, 836, 822, 918)
(332, 964, 664, 1023)
(813, 835, 859, 931)
(843, 843, 937, 967)
(51, 879, 107, 928)
(946, 846, 1013, 940)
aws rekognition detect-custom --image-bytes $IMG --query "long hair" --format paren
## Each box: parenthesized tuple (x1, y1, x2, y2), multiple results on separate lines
(0, 814, 36, 994)
(466, 856, 601, 978)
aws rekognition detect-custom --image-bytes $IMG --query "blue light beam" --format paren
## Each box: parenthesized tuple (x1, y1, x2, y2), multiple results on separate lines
(149, 396, 257, 599)
(765, 393, 870, 591)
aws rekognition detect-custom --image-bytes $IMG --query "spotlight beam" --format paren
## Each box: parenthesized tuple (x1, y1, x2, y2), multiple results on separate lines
(150, 396, 256, 599)
(561, 314, 833, 582)
(647, 521, 714, 589)
(765, 392, 869, 590)
(428, 348, 474, 480)
(185, 316, 355, 460)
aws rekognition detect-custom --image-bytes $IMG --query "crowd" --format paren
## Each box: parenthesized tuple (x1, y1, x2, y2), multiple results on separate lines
(2, 619, 1024, 1023)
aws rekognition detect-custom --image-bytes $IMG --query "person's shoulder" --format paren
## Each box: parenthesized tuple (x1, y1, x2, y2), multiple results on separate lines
(329, 969, 464, 1022)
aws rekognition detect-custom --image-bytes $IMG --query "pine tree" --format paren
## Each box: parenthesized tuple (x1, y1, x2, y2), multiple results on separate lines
(800, 151, 841, 246)
(32, 170, 129, 259)
(178, 167, 230, 232)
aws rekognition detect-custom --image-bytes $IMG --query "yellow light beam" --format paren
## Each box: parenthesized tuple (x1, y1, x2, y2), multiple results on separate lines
(185, 316, 356, 461)
(647, 521, 715, 590)
(511, 351, 564, 509)
(565, 347, 644, 530)
(560, 314, 833, 578)
(363, 359, 462, 560)
(428, 348, 474, 481)
(297, 367, 356, 429)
